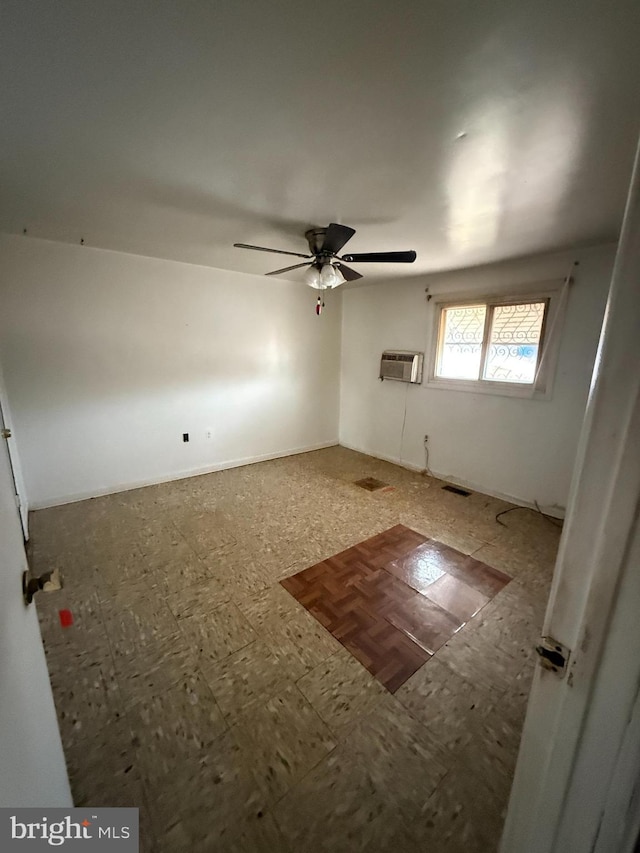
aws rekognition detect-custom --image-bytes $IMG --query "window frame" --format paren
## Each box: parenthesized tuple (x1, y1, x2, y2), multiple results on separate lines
(425, 280, 565, 399)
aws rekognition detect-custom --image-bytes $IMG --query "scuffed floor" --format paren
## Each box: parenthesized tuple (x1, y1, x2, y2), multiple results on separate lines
(30, 447, 560, 852)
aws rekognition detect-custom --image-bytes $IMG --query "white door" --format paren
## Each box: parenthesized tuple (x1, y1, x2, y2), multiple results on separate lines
(500, 139, 640, 851)
(0, 401, 71, 806)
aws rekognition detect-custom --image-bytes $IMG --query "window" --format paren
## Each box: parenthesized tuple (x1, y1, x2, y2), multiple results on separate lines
(436, 299, 547, 384)
(426, 283, 565, 398)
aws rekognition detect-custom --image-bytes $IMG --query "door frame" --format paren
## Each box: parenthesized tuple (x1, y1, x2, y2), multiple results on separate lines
(500, 137, 640, 851)
(0, 370, 29, 538)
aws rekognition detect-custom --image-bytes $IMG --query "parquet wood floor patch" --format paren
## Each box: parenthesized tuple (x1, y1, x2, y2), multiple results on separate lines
(281, 524, 512, 692)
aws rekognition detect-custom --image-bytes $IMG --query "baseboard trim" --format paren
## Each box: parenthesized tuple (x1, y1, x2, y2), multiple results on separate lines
(338, 441, 566, 519)
(30, 441, 339, 510)
(339, 442, 425, 474)
(29, 439, 566, 520)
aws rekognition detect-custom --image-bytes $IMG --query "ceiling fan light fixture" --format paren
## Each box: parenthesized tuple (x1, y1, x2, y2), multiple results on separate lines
(320, 262, 345, 289)
(331, 264, 346, 288)
(304, 265, 324, 289)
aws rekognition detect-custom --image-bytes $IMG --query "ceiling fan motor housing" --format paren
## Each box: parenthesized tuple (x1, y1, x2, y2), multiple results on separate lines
(305, 227, 329, 256)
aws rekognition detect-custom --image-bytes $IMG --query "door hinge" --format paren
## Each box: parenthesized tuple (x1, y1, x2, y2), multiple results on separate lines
(1, 428, 11, 439)
(536, 636, 570, 677)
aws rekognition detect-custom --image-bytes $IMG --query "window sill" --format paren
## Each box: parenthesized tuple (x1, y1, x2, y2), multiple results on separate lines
(424, 376, 552, 400)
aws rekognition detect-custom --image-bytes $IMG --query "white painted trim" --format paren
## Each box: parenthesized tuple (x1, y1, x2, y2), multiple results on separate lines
(339, 440, 565, 518)
(500, 135, 640, 853)
(423, 375, 552, 399)
(594, 674, 640, 852)
(339, 441, 425, 474)
(0, 369, 29, 538)
(30, 441, 338, 509)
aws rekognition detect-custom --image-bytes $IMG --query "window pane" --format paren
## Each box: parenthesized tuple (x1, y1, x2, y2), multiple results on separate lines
(437, 305, 486, 380)
(483, 302, 546, 383)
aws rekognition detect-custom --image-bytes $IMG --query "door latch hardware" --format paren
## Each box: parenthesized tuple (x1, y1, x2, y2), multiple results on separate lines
(1, 428, 11, 439)
(22, 568, 64, 605)
(535, 636, 570, 676)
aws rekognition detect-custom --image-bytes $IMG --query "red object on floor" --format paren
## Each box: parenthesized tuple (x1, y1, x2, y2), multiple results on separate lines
(59, 609, 74, 628)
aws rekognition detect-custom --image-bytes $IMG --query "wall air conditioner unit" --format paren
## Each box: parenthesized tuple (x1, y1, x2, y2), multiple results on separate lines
(379, 350, 424, 384)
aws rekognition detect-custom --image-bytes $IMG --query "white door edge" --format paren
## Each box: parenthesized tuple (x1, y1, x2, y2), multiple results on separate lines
(500, 135, 640, 852)
(0, 372, 29, 538)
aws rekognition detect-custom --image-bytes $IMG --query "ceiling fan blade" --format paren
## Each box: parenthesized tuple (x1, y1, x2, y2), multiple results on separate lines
(265, 262, 313, 276)
(341, 250, 417, 263)
(322, 223, 356, 255)
(234, 243, 312, 259)
(335, 263, 363, 282)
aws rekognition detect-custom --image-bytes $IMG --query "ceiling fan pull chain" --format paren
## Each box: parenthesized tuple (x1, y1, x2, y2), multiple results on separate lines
(316, 295, 323, 316)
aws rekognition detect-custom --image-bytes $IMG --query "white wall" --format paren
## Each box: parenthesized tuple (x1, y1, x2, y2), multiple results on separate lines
(0, 235, 341, 508)
(340, 244, 614, 513)
(0, 385, 71, 806)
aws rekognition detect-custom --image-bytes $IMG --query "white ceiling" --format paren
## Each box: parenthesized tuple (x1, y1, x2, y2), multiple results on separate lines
(1, 0, 639, 283)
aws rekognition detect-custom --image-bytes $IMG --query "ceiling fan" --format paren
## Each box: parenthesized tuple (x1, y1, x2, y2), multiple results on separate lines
(233, 223, 417, 290)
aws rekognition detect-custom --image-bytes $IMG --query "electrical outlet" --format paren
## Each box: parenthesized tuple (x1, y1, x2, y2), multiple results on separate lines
(424, 434, 429, 443)
(205, 428, 213, 440)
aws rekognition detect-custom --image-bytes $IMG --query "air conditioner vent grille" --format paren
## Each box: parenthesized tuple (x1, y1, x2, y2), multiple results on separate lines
(380, 350, 424, 384)
(384, 362, 406, 379)
(384, 353, 415, 363)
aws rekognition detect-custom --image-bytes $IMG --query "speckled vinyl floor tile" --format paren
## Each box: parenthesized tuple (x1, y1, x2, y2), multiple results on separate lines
(434, 628, 523, 696)
(32, 446, 560, 851)
(91, 548, 158, 598)
(135, 522, 196, 569)
(231, 683, 336, 802)
(498, 659, 537, 731)
(413, 762, 508, 853)
(172, 509, 239, 555)
(296, 648, 388, 739)
(257, 534, 331, 580)
(202, 638, 296, 721)
(156, 811, 290, 853)
(472, 536, 557, 582)
(178, 601, 257, 665)
(211, 812, 291, 853)
(127, 670, 227, 783)
(148, 551, 216, 593)
(273, 743, 410, 853)
(205, 546, 273, 599)
(145, 728, 268, 847)
(29, 539, 98, 595)
(239, 582, 309, 624)
(395, 657, 494, 751)
(114, 639, 197, 711)
(99, 582, 182, 659)
(162, 572, 231, 619)
(344, 692, 449, 819)
(49, 660, 122, 750)
(470, 601, 540, 666)
(37, 590, 110, 670)
(238, 585, 341, 677)
(63, 716, 141, 808)
(452, 705, 522, 802)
